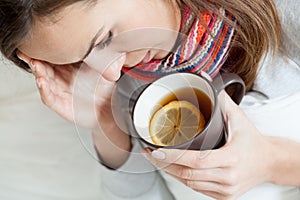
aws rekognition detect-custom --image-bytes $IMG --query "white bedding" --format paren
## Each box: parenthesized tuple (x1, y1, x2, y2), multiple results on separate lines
(0, 60, 104, 200)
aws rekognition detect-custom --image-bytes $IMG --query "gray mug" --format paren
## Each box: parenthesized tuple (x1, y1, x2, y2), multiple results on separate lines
(131, 72, 245, 150)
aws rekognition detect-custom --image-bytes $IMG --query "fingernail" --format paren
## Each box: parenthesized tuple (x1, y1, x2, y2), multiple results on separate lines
(152, 150, 166, 160)
(30, 60, 36, 72)
(36, 79, 42, 88)
(17, 51, 29, 63)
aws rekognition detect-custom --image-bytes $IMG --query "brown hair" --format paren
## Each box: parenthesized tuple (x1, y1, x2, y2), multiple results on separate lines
(0, 0, 95, 72)
(0, 0, 282, 91)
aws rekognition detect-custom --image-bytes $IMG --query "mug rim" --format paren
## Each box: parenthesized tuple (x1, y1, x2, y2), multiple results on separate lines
(131, 72, 220, 149)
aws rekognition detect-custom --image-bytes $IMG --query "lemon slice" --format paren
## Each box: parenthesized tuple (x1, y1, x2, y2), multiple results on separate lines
(149, 100, 206, 146)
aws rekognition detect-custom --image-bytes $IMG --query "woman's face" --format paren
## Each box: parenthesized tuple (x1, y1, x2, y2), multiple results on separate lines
(19, 0, 181, 81)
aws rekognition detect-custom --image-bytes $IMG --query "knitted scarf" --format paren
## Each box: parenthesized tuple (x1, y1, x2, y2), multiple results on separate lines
(122, 7, 235, 81)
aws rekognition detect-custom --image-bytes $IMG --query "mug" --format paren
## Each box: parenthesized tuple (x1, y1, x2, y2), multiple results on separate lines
(132, 72, 245, 150)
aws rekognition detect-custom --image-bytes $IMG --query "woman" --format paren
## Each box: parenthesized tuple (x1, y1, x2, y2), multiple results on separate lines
(1, 0, 300, 199)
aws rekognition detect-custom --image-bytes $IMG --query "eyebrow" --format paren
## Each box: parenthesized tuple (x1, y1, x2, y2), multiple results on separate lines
(80, 27, 105, 61)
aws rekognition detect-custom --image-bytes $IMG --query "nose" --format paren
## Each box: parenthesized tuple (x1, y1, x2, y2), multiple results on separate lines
(84, 49, 126, 81)
(101, 53, 126, 81)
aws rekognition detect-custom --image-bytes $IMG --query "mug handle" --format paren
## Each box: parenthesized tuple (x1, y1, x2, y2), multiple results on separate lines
(211, 71, 246, 105)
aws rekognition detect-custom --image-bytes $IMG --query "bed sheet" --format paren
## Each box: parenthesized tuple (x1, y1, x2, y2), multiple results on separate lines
(0, 59, 104, 200)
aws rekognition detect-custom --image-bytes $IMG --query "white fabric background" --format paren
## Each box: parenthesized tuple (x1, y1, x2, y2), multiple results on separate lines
(0, 59, 105, 200)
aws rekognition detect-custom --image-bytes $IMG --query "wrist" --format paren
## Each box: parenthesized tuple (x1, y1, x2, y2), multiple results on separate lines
(263, 136, 281, 184)
(92, 122, 132, 169)
(257, 136, 277, 184)
(92, 123, 131, 152)
(265, 136, 296, 185)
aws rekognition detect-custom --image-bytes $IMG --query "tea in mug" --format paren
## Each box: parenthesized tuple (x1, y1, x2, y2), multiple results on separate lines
(149, 88, 212, 146)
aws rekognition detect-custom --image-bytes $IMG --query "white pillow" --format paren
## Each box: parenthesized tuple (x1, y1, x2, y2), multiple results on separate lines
(0, 57, 104, 200)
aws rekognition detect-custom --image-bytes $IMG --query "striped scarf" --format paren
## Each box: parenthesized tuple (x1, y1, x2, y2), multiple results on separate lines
(122, 7, 235, 81)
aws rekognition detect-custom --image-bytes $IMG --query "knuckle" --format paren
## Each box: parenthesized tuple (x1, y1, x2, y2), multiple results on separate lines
(181, 178, 188, 186)
(225, 171, 239, 186)
(40, 97, 48, 106)
(191, 155, 202, 168)
(177, 168, 185, 178)
(41, 97, 52, 108)
(221, 185, 238, 197)
(180, 168, 194, 179)
(185, 180, 195, 188)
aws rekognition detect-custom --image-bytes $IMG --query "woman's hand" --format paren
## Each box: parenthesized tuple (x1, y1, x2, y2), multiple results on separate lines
(143, 91, 274, 200)
(17, 52, 116, 130)
(18, 52, 131, 168)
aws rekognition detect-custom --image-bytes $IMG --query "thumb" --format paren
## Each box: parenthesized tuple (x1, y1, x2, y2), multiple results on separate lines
(16, 51, 31, 64)
(217, 90, 241, 142)
(218, 90, 239, 116)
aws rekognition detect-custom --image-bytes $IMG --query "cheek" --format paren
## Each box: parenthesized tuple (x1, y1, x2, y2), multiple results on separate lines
(84, 51, 126, 81)
(124, 51, 145, 64)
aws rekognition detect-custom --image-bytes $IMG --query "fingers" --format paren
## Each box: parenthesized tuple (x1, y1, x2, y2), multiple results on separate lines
(31, 60, 56, 108)
(16, 51, 31, 64)
(143, 149, 236, 184)
(186, 181, 230, 195)
(144, 148, 234, 169)
(143, 152, 237, 200)
(36, 77, 56, 108)
(218, 90, 249, 143)
(31, 60, 73, 95)
(30, 61, 60, 108)
(30, 60, 74, 122)
(172, 173, 237, 200)
(17, 50, 53, 79)
(162, 164, 226, 183)
(16, 53, 60, 109)
(17, 51, 37, 74)
(218, 90, 239, 117)
(170, 174, 228, 199)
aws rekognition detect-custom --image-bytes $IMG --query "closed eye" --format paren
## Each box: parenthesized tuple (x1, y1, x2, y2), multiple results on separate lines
(96, 31, 113, 50)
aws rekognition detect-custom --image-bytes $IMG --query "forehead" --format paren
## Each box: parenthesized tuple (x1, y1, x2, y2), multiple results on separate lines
(19, 2, 102, 64)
